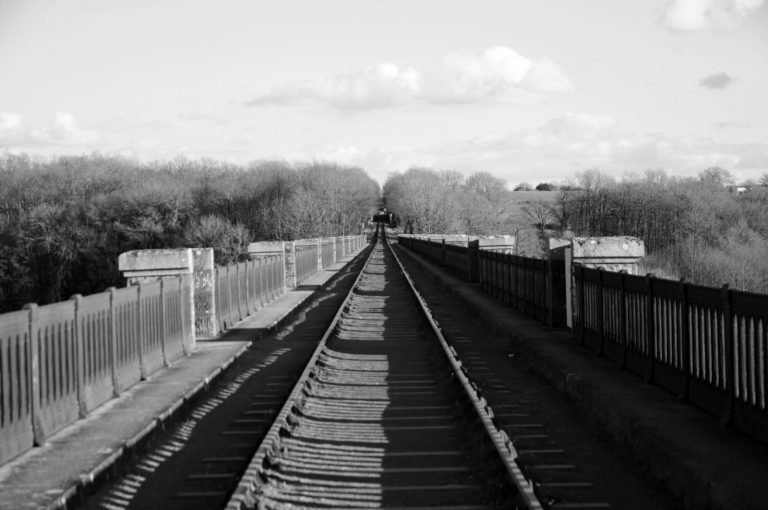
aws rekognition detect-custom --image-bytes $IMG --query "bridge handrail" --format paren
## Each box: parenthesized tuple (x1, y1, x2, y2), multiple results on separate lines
(0, 275, 191, 464)
(398, 235, 563, 326)
(398, 233, 768, 445)
(574, 265, 768, 441)
(0, 234, 367, 466)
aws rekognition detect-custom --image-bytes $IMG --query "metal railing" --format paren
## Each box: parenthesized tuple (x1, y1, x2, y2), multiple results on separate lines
(321, 239, 335, 268)
(574, 266, 768, 443)
(215, 255, 284, 332)
(398, 235, 564, 326)
(0, 276, 192, 464)
(0, 234, 368, 466)
(296, 245, 319, 285)
(480, 250, 566, 326)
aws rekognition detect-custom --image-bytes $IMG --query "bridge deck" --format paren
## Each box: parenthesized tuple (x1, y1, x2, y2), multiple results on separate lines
(0, 251, 365, 510)
(396, 242, 768, 510)
(2, 241, 767, 510)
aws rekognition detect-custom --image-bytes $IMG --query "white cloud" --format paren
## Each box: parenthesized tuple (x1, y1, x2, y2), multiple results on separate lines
(0, 112, 100, 148)
(663, 0, 765, 31)
(0, 112, 23, 132)
(247, 62, 422, 110)
(304, 114, 768, 185)
(175, 112, 231, 126)
(542, 113, 616, 139)
(699, 72, 736, 89)
(246, 46, 572, 110)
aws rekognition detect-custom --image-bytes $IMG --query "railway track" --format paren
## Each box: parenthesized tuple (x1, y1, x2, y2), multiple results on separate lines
(81, 227, 617, 509)
(226, 230, 541, 509)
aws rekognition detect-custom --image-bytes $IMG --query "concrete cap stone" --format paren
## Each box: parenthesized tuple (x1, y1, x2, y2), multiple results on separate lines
(572, 237, 645, 259)
(248, 241, 285, 255)
(191, 248, 214, 271)
(478, 235, 515, 247)
(118, 248, 193, 276)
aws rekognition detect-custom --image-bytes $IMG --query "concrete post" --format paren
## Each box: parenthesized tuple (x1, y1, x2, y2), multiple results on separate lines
(549, 236, 645, 330)
(331, 236, 337, 264)
(570, 237, 645, 273)
(316, 238, 323, 272)
(118, 248, 197, 351)
(478, 235, 516, 254)
(191, 248, 216, 339)
(248, 241, 288, 292)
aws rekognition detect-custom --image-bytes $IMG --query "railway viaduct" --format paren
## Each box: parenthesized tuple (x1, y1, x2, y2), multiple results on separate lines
(1, 227, 767, 509)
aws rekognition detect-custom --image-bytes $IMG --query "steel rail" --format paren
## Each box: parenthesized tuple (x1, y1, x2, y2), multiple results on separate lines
(224, 232, 379, 510)
(386, 231, 544, 510)
(225, 226, 544, 509)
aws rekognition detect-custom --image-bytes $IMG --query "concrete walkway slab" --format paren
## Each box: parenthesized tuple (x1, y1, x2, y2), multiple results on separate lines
(0, 248, 367, 510)
(395, 242, 768, 510)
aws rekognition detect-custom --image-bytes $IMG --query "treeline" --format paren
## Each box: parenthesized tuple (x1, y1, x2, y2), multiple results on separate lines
(383, 165, 768, 294)
(383, 168, 515, 234)
(0, 154, 379, 313)
(560, 168, 768, 293)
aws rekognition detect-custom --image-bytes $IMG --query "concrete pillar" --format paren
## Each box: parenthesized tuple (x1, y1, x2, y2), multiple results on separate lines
(570, 237, 645, 273)
(549, 236, 645, 329)
(191, 248, 217, 338)
(248, 241, 288, 292)
(331, 236, 337, 264)
(478, 235, 516, 254)
(117, 248, 197, 350)
(316, 238, 323, 271)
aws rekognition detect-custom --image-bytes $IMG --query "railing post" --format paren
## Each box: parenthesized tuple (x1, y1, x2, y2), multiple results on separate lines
(576, 265, 585, 345)
(468, 240, 479, 282)
(545, 261, 553, 327)
(721, 284, 735, 426)
(521, 257, 528, 314)
(107, 287, 119, 397)
(645, 274, 656, 384)
(596, 270, 605, 356)
(23, 303, 43, 445)
(70, 294, 87, 418)
(136, 282, 147, 380)
(441, 239, 446, 266)
(159, 278, 169, 367)
(679, 278, 690, 402)
(618, 272, 628, 369)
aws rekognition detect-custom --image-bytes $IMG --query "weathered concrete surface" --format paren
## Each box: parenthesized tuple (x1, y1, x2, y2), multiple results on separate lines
(395, 243, 768, 510)
(192, 248, 216, 339)
(118, 248, 193, 283)
(283, 241, 297, 289)
(572, 236, 645, 259)
(478, 234, 515, 250)
(247, 241, 285, 255)
(571, 236, 645, 274)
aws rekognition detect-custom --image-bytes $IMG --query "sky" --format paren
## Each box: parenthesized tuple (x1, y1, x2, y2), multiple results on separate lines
(1, 0, 767, 186)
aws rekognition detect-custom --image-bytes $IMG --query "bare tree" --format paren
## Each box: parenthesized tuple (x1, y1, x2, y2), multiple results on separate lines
(521, 199, 553, 233)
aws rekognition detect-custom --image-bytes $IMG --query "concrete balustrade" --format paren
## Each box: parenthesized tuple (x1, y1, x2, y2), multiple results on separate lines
(0, 234, 367, 467)
(118, 248, 197, 351)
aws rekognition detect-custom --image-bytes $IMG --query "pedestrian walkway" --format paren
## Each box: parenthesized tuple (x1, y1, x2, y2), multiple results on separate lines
(394, 242, 768, 510)
(0, 249, 367, 510)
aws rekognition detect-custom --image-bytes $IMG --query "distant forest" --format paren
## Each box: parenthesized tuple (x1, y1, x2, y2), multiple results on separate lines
(383, 166, 768, 294)
(0, 154, 380, 313)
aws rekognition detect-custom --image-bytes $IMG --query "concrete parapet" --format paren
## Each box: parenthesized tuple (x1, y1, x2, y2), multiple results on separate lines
(571, 236, 645, 274)
(118, 248, 193, 284)
(191, 248, 216, 339)
(118, 248, 197, 350)
(284, 242, 297, 289)
(247, 241, 285, 256)
(478, 235, 516, 253)
(248, 241, 288, 292)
